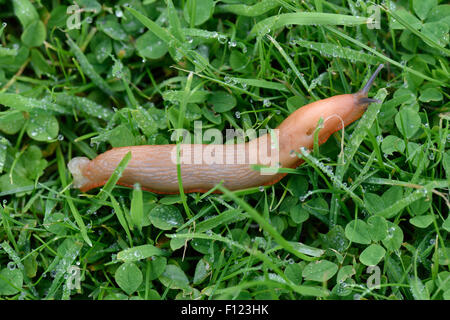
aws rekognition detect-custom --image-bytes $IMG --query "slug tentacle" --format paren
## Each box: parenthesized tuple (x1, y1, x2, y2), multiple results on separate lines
(359, 64, 384, 96)
(357, 97, 381, 105)
(354, 64, 384, 109)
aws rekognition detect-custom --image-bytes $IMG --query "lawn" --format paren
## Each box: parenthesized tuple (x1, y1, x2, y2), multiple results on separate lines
(0, 0, 448, 300)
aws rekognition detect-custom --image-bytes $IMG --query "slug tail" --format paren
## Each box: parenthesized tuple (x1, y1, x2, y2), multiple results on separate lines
(67, 157, 92, 191)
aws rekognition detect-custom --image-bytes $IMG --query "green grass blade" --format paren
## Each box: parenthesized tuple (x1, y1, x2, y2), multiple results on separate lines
(44, 238, 83, 299)
(168, 232, 328, 297)
(125, 7, 172, 44)
(108, 191, 133, 245)
(167, 0, 185, 42)
(117, 244, 169, 262)
(175, 72, 193, 219)
(383, 5, 450, 56)
(231, 77, 289, 92)
(0, 93, 69, 114)
(130, 183, 144, 231)
(293, 39, 381, 65)
(336, 89, 387, 178)
(194, 209, 246, 233)
(216, 0, 279, 17)
(0, 47, 18, 57)
(267, 35, 315, 98)
(326, 27, 446, 85)
(88, 151, 132, 213)
(66, 37, 115, 96)
(217, 185, 316, 262)
(54, 94, 113, 121)
(376, 181, 448, 219)
(329, 88, 388, 225)
(60, 126, 98, 160)
(252, 12, 369, 35)
(56, 145, 92, 246)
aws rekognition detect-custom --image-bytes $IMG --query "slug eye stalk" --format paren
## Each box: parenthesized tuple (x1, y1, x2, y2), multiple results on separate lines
(356, 64, 384, 106)
(360, 64, 384, 95)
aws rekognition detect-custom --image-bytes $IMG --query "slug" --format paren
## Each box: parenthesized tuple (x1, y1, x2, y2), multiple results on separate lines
(68, 64, 384, 194)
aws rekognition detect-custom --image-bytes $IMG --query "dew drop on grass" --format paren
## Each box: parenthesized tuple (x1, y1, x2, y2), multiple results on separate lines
(235, 111, 241, 119)
(115, 9, 123, 18)
(263, 99, 271, 107)
(299, 146, 308, 154)
(258, 186, 264, 192)
(386, 227, 395, 239)
(376, 135, 383, 143)
(7, 262, 16, 270)
(218, 35, 227, 44)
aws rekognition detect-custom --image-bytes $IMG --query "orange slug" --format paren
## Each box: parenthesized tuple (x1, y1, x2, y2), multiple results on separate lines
(68, 64, 384, 194)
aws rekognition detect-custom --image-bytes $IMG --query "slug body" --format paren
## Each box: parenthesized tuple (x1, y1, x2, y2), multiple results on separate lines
(69, 65, 383, 194)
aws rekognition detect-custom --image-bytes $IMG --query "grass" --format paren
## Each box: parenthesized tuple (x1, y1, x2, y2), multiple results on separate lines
(0, 0, 449, 300)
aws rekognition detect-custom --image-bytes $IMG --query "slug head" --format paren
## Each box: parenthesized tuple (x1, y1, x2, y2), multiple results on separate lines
(339, 63, 384, 128)
(317, 64, 384, 144)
